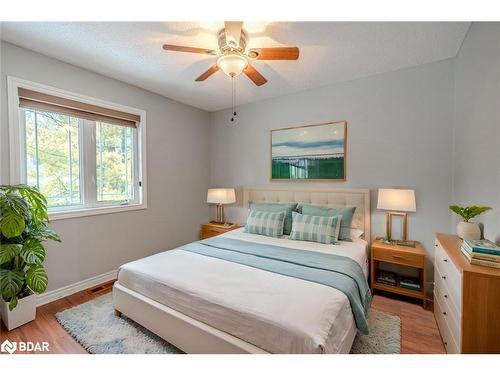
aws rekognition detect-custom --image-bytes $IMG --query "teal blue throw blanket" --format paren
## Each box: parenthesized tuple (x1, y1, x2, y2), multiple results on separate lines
(179, 237, 371, 334)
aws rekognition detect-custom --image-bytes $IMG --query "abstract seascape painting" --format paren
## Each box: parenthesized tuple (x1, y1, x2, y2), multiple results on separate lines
(271, 121, 346, 180)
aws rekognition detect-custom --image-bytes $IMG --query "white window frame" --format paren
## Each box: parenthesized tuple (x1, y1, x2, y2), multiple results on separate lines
(7, 76, 148, 220)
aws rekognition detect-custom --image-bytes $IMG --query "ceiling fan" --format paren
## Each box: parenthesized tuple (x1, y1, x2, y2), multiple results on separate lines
(162, 21, 300, 86)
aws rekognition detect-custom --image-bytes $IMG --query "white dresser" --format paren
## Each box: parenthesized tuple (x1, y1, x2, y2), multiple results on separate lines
(434, 236, 462, 353)
(434, 234, 500, 353)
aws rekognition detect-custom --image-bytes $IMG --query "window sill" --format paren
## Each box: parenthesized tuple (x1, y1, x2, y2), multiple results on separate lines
(48, 203, 147, 221)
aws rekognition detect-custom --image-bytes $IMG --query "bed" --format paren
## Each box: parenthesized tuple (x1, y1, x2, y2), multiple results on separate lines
(113, 186, 371, 354)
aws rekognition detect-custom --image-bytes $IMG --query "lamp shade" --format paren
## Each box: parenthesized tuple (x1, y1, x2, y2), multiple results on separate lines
(207, 188, 236, 204)
(377, 189, 416, 212)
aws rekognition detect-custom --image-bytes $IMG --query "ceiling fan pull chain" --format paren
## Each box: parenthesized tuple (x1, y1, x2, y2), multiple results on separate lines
(233, 76, 237, 117)
(231, 76, 236, 122)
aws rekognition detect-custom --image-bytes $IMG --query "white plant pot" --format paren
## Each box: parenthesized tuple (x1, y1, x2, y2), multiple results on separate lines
(456, 221, 481, 240)
(0, 293, 36, 331)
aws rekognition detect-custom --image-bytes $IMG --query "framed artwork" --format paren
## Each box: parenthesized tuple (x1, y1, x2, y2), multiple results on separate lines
(271, 120, 347, 181)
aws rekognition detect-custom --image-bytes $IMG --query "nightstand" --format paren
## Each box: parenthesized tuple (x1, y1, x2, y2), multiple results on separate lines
(200, 222, 241, 240)
(370, 240, 427, 308)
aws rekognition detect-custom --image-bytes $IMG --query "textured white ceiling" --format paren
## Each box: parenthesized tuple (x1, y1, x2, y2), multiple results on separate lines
(1, 22, 470, 111)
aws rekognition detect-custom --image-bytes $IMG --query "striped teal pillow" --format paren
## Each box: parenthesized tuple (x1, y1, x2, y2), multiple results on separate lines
(289, 212, 339, 244)
(249, 202, 297, 235)
(245, 210, 286, 238)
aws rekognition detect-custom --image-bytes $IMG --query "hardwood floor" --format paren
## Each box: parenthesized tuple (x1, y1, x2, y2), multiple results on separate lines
(372, 292, 445, 354)
(0, 282, 113, 354)
(0, 283, 445, 354)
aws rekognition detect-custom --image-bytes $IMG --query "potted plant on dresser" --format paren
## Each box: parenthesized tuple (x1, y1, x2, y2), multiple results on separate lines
(0, 185, 60, 330)
(450, 204, 492, 240)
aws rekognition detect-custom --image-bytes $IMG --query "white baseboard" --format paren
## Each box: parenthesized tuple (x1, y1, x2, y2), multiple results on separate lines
(37, 269, 118, 307)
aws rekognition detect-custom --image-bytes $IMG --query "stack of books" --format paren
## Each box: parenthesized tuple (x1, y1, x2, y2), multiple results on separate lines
(377, 271, 396, 286)
(461, 239, 500, 269)
(399, 276, 421, 291)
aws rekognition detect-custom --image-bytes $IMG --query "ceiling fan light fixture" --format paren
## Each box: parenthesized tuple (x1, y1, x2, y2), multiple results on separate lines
(217, 54, 248, 77)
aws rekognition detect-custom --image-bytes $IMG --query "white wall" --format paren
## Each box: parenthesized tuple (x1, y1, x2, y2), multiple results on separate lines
(4, 24, 497, 296)
(452, 23, 500, 245)
(0, 41, 211, 292)
(210, 60, 456, 284)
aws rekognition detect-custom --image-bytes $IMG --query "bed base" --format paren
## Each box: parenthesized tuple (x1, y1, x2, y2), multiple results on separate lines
(113, 282, 268, 354)
(113, 282, 357, 354)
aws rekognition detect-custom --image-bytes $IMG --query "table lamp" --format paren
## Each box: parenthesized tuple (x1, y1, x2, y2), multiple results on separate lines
(207, 188, 236, 226)
(377, 188, 416, 242)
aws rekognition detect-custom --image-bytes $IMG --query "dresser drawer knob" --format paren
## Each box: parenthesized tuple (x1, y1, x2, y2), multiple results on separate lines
(444, 294, 448, 298)
(443, 259, 448, 262)
(443, 311, 447, 315)
(442, 276, 446, 280)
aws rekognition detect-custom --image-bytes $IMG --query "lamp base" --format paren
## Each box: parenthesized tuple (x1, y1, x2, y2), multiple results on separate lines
(385, 211, 409, 242)
(214, 204, 226, 224)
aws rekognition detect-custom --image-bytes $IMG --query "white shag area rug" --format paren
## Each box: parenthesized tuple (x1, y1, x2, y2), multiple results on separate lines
(55, 293, 400, 354)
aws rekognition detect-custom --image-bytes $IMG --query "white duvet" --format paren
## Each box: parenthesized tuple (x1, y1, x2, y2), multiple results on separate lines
(117, 228, 368, 353)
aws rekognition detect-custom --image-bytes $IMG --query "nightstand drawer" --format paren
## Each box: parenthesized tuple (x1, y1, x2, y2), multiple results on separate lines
(373, 247, 424, 267)
(200, 223, 241, 240)
(201, 228, 224, 238)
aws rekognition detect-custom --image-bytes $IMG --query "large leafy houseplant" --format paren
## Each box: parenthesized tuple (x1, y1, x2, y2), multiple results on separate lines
(0, 185, 60, 310)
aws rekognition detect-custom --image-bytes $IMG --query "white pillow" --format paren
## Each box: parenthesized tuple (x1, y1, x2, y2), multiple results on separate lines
(350, 228, 364, 239)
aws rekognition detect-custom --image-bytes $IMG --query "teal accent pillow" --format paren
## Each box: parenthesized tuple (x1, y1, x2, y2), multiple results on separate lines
(289, 212, 339, 244)
(249, 202, 298, 235)
(245, 210, 286, 238)
(299, 204, 356, 241)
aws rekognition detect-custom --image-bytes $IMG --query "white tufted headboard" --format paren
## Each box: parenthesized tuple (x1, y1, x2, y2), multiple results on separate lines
(243, 186, 370, 241)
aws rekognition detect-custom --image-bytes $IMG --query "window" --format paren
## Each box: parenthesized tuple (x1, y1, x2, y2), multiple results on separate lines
(96, 122, 136, 203)
(9, 78, 146, 219)
(25, 109, 82, 208)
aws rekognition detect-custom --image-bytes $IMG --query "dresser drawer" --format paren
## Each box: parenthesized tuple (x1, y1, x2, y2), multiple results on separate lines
(434, 266, 461, 325)
(373, 247, 424, 267)
(435, 294, 461, 354)
(434, 267, 461, 347)
(435, 240, 462, 309)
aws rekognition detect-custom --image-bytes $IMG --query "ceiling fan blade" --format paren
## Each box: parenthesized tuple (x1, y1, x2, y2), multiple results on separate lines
(243, 65, 268, 86)
(224, 21, 243, 47)
(248, 47, 300, 60)
(195, 65, 220, 81)
(163, 44, 217, 55)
